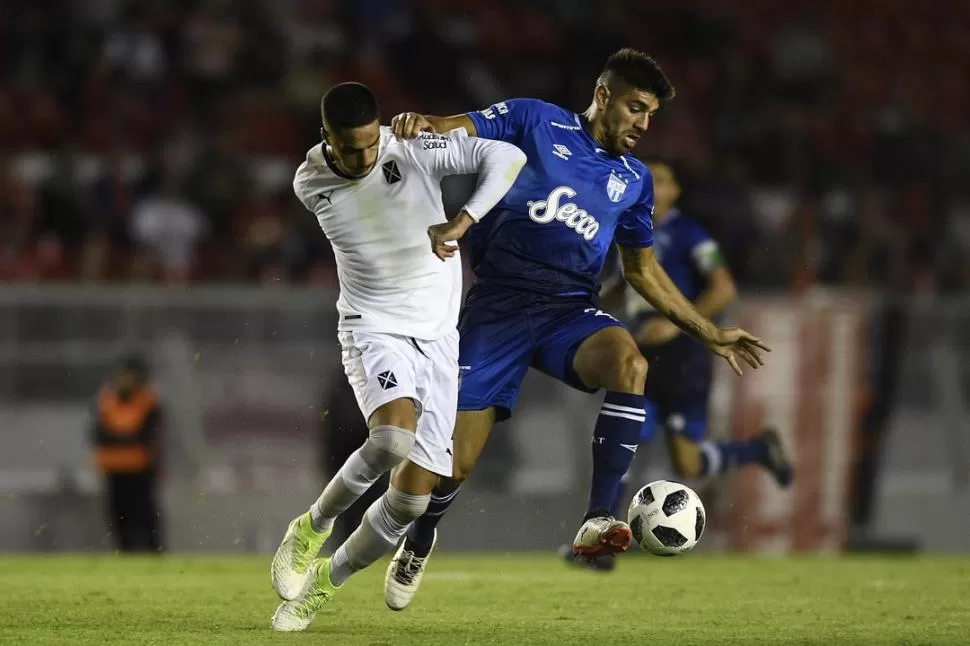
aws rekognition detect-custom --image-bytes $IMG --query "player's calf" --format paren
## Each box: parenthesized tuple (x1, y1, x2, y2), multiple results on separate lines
(670, 428, 794, 488)
(569, 328, 648, 557)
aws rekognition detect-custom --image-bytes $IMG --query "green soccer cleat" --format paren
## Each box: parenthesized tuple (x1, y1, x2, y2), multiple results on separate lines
(271, 558, 341, 632)
(271, 512, 331, 600)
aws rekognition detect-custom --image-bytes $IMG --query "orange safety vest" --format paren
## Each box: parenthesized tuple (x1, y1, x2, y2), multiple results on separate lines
(94, 386, 157, 474)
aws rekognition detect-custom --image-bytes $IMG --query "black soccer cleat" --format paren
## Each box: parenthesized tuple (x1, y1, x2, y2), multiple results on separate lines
(757, 427, 794, 488)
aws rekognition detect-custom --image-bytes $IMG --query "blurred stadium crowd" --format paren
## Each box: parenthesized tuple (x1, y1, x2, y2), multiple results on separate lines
(2, 0, 969, 291)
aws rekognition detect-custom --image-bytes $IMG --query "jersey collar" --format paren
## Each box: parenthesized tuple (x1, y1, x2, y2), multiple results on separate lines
(575, 114, 606, 154)
(321, 135, 384, 181)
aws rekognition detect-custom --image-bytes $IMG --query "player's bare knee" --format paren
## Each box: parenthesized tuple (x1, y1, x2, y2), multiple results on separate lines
(451, 455, 477, 482)
(612, 351, 649, 393)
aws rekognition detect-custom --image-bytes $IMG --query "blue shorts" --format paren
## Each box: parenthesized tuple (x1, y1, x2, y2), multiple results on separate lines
(639, 398, 708, 444)
(636, 332, 712, 444)
(457, 285, 625, 421)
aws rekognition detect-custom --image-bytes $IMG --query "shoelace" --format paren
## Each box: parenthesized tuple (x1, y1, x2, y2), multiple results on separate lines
(291, 532, 314, 572)
(292, 577, 332, 618)
(393, 550, 426, 585)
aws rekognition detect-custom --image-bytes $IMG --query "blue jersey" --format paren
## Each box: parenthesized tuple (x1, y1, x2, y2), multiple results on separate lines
(466, 98, 655, 297)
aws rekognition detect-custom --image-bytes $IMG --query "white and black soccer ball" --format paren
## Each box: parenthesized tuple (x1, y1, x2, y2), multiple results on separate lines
(628, 480, 706, 556)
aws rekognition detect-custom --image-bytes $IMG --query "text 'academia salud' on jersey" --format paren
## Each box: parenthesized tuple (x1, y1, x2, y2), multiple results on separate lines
(466, 98, 656, 297)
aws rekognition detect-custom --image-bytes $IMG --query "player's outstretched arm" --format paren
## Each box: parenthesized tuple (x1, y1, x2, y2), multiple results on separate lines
(636, 265, 738, 347)
(617, 244, 769, 376)
(392, 113, 477, 139)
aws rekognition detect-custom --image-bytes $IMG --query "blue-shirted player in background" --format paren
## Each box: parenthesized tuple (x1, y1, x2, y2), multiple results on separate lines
(564, 159, 794, 571)
(383, 49, 771, 610)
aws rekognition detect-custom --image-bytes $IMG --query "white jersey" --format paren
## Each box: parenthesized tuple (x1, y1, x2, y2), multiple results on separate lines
(294, 126, 525, 340)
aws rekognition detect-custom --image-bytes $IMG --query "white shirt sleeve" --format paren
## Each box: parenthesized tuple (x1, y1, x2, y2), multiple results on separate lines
(409, 129, 526, 222)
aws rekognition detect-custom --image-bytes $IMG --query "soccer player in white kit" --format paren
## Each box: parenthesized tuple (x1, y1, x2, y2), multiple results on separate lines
(270, 82, 525, 632)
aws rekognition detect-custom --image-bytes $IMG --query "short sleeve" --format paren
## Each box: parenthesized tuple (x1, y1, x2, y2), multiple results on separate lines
(467, 98, 545, 145)
(684, 221, 723, 275)
(614, 177, 655, 248)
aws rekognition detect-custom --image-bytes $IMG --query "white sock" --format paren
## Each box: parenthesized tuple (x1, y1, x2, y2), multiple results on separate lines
(328, 486, 430, 587)
(308, 425, 415, 533)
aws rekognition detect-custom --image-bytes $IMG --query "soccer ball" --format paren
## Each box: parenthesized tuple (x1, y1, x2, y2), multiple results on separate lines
(628, 480, 705, 556)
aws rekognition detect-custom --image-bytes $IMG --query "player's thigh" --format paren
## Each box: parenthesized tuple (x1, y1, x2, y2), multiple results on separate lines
(533, 305, 646, 393)
(572, 325, 648, 392)
(452, 408, 497, 480)
(339, 330, 421, 431)
(412, 331, 496, 481)
(455, 291, 535, 422)
(408, 331, 460, 482)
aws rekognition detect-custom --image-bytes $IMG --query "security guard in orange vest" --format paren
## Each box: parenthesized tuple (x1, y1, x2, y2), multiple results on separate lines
(91, 353, 163, 552)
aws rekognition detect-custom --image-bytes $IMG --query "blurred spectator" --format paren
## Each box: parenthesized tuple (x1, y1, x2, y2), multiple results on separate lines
(0, 0, 966, 292)
(90, 353, 164, 553)
(130, 171, 207, 282)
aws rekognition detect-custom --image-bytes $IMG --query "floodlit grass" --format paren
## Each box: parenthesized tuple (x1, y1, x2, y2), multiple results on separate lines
(0, 552, 967, 645)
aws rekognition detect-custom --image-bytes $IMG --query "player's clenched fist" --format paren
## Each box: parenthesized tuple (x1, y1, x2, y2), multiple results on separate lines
(428, 211, 475, 261)
(391, 112, 434, 140)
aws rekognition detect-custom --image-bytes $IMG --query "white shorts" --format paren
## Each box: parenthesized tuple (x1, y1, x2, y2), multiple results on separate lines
(338, 329, 459, 478)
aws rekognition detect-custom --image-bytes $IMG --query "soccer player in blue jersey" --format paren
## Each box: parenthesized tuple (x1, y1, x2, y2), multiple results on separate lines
(564, 159, 794, 571)
(383, 49, 770, 609)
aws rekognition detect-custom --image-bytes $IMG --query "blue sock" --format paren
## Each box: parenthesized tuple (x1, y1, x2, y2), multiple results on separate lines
(405, 484, 461, 556)
(609, 471, 632, 518)
(587, 392, 646, 518)
(698, 438, 768, 476)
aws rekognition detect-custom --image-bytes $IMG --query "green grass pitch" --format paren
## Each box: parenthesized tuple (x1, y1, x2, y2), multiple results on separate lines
(1, 553, 967, 645)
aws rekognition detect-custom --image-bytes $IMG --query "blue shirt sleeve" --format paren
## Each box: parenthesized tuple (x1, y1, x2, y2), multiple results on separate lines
(614, 176, 655, 248)
(467, 98, 545, 145)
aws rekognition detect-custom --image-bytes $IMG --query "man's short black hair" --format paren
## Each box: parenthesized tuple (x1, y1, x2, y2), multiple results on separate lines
(599, 48, 676, 103)
(321, 82, 380, 131)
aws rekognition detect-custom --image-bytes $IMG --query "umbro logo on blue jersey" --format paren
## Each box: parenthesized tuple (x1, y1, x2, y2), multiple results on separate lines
(552, 144, 572, 161)
(377, 371, 398, 390)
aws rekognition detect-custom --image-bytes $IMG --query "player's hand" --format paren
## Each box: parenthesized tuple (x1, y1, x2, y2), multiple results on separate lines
(391, 112, 434, 140)
(428, 211, 475, 261)
(705, 327, 771, 376)
(634, 318, 681, 347)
